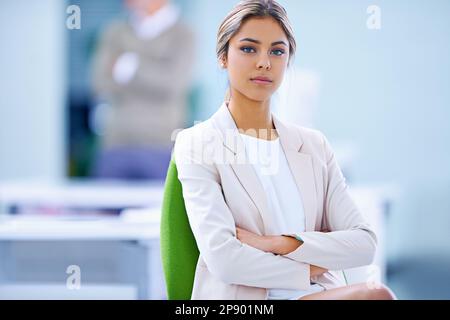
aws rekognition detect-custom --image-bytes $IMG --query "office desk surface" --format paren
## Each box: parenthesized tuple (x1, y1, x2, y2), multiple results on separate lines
(0, 209, 161, 241)
(0, 179, 164, 209)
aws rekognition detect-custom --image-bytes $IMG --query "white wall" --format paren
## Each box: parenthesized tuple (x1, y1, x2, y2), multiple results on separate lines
(188, 0, 450, 257)
(0, 0, 66, 181)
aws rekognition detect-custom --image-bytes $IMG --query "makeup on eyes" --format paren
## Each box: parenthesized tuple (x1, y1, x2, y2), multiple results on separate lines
(238, 37, 287, 55)
(239, 46, 286, 56)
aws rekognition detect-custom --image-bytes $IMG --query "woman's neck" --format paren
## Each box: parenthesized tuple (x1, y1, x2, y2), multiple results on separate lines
(227, 89, 278, 140)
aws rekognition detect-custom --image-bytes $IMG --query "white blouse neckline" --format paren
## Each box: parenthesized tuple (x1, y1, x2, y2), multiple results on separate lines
(239, 132, 280, 143)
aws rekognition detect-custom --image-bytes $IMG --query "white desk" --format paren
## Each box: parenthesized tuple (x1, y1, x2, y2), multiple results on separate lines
(0, 213, 160, 241)
(0, 212, 165, 300)
(0, 180, 166, 300)
(0, 179, 164, 211)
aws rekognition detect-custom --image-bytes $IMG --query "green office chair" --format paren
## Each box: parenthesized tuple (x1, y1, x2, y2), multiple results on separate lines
(160, 159, 199, 300)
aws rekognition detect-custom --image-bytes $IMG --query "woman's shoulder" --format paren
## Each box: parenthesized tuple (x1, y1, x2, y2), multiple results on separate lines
(281, 120, 327, 145)
(174, 118, 217, 144)
(173, 118, 221, 162)
(278, 119, 332, 159)
(296, 124, 326, 143)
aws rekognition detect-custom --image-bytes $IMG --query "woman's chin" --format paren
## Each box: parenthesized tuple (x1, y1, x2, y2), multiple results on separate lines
(242, 91, 273, 103)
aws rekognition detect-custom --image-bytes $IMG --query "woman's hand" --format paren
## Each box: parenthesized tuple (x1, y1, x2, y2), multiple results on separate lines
(310, 265, 328, 277)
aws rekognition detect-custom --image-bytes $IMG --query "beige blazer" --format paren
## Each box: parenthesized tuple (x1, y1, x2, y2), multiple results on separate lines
(92, 19, 195, 148)
(173, 102, 377, 300)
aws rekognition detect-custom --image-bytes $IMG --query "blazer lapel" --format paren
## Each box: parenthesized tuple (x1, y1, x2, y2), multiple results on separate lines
(273, 115, 317, 232)
(211, 103, 274, 235)
(229, 156, 275, 235)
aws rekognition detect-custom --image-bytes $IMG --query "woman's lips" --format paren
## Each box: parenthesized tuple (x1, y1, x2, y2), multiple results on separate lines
(250, 77, 273, 85)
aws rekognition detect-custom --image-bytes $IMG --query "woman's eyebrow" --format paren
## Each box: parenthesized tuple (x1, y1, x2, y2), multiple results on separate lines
(239, 38, 288, 47)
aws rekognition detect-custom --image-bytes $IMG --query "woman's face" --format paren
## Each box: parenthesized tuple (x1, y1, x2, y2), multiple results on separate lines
(223, 17, 290, 103)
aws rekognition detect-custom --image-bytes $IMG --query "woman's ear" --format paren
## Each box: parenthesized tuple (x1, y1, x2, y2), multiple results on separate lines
(220, 56, 227, 69)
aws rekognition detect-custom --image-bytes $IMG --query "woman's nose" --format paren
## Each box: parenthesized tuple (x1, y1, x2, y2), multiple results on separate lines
(257, 56, 271, 70)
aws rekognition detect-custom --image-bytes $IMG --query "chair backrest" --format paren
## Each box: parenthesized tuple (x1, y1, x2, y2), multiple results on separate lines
(160, 159, 199, 300)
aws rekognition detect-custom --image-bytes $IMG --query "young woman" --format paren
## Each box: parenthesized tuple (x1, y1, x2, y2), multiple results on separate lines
(174, 0, 397, 300)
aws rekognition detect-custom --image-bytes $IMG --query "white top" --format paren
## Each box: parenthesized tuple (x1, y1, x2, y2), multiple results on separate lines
(239, 133, 325, 300)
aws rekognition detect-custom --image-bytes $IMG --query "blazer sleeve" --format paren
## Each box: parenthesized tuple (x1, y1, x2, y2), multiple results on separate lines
(174, 129, 311, 290)
(283, 132, 378, 270)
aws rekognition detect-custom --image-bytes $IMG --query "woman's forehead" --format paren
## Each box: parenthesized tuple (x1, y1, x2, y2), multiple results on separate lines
(231, 17, 288, 44)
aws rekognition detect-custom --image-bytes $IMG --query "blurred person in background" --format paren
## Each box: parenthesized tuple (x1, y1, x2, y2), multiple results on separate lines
(91, 0, 195, 180)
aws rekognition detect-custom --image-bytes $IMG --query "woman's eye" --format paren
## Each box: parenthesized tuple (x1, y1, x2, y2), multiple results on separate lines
(271, 49, 285, 56)
(241, 46, 256, 53)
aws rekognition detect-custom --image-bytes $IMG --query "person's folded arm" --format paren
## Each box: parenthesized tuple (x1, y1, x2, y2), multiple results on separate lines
(281, 132, 378, 271)
(174, 128, 311, 290)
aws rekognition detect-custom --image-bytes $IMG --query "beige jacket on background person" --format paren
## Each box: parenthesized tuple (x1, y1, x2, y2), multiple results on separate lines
(173, 102, 377, 300)
(92, 19, 195, 149)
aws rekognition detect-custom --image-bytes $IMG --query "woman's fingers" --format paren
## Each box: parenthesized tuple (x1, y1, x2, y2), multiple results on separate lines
(236, 227, 247, 240)
(236, 226, 251, 236)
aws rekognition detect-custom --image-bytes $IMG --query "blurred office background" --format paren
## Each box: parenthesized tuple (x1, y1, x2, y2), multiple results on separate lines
(0, 0, 449, 299)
